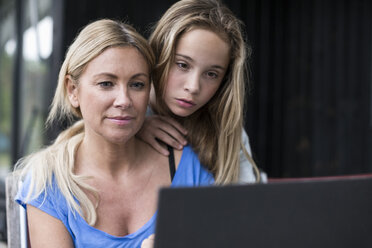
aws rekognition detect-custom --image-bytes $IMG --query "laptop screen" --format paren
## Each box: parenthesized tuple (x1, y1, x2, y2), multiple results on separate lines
(154, 176, 372, 248)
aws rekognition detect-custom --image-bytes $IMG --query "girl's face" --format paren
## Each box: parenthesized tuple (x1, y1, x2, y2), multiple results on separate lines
(67, 46, 150, 144)
(164, 28, 230, 117)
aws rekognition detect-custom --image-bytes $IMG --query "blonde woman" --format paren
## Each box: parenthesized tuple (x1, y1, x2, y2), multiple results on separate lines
(138, 0, 263, 184)
(14, 19, 213, 248)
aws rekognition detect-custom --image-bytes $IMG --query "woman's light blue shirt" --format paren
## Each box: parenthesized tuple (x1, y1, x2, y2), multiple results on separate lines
(15, 145, 214, 248)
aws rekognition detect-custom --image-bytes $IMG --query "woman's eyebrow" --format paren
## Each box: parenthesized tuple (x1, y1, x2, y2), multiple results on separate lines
(130, 73, 149, 80)
(92, 72, 149, 80)
(93, 72, 118, 79)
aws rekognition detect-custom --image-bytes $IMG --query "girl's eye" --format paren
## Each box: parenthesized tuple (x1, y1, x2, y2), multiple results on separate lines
(98, 81, 113, 88)
(206, 71, 218, 79)
(130, 82, 145, 89)
(176, 62, 189, 70)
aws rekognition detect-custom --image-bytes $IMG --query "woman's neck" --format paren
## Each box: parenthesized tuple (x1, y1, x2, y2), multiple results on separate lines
(75, 132, 143, 178)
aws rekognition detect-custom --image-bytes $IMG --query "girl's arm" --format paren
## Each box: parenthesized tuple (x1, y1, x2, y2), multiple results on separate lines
(137, 115, 188, 155)
(27, 204, 73, 248)
(238, 129, 257, 183)
(239, 129, 268, 183)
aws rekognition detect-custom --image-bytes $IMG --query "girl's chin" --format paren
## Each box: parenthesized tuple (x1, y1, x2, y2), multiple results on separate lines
(170, 107, 196, 118)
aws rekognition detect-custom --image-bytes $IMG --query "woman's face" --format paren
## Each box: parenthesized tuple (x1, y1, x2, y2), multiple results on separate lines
(163, 28, 230, 117)
(67, 46, 150, 144)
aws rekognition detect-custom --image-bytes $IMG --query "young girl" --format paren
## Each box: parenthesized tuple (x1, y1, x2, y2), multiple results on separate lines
(138, 0, 262, 184)
(14, 19, 213, 247)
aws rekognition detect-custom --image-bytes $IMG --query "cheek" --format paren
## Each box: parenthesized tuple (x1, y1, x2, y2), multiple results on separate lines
(133, 94, 150, 128)
(163, 81, 174, 103)
(201, 83, 222, 104)
(78, 91, 108, 118)
(164, 68, 181, 95)
(134, 92, 150, 112)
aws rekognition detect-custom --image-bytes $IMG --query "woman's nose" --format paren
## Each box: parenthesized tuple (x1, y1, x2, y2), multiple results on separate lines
(113, 88, 132, 109)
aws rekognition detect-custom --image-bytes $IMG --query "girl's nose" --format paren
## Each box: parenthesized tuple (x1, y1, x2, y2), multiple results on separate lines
(184, 72, 200, 94)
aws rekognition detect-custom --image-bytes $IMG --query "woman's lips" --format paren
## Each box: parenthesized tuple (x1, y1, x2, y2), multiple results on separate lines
(107, 116, 133, 125)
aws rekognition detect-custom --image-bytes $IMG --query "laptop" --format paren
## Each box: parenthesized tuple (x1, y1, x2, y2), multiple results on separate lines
(154, 175, 372, 248)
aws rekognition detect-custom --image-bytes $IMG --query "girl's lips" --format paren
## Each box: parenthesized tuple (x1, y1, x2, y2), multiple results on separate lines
(176, 98, 196, 108)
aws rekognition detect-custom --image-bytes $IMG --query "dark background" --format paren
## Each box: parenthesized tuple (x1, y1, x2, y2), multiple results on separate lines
(53, 0, 372, 178)
(16, 0, 372, 178)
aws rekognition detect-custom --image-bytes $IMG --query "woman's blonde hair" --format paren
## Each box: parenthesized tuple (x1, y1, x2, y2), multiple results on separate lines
(14, 19, 155, 225)
(149, 0, 260, 184)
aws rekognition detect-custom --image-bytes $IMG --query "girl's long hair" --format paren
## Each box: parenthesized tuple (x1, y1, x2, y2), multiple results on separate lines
(149, 0, 260, 184)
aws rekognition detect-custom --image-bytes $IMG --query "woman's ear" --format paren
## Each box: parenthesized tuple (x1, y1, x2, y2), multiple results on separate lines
(66, 75, 80, 108)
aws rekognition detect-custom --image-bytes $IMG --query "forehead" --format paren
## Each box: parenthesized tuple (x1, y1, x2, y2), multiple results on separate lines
(175, 28, 230, 67)
(83, 46, 149, 77)
(185, 25, 229, 44)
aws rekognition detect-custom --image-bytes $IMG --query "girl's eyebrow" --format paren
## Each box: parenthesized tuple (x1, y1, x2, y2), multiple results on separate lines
(175, 53, 193, 62)
(175, 53, 226, 70)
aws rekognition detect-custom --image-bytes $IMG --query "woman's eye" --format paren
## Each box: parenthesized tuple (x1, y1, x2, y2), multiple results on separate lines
(130, 82, 145, 89)
(176, 62, 189, 70)
(98, 81, 113, 88)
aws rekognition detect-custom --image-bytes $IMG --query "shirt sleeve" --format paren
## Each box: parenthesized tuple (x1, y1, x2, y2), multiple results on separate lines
(15, 173, 67, 223)
(238, 129, 257, 184)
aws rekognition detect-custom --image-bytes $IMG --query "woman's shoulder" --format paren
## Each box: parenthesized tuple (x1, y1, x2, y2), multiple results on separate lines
(15, 171, 69, 220)
(139, 138, 169, 166)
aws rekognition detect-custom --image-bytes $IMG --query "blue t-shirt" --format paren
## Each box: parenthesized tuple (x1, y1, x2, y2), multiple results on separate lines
(16, 145, 214, 248)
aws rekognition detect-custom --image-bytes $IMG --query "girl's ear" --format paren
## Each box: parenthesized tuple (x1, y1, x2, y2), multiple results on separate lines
(66, 75, 80, 108)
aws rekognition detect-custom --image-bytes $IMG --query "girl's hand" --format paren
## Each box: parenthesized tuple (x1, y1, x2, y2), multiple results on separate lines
(137, 115, 188, 155)
(141, 234, 155, 248)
